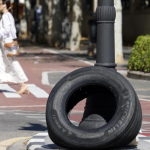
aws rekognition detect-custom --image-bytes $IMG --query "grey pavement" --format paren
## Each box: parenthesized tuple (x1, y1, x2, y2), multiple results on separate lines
(7, 139, 29, 150)
(6, 46, 150, 150)
(0, 109, 46, 142)
(43, 45, 150, 100)
(43, 71, 150, 101)
(43, 46, 131, 69)
(128, 78, 150, 100)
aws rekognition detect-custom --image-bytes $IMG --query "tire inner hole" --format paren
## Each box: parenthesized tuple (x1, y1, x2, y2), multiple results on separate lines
(66, 84, 117, 130)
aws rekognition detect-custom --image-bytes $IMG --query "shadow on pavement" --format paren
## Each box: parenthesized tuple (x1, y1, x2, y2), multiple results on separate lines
(19, 123, 47, 131)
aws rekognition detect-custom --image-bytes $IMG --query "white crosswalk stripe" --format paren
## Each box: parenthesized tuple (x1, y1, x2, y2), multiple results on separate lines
(0, 84, 49, 98)
(27, 84, 49, 98)
(39, 120, 46, 123)
(27, 116, 45, 119)
(0, 112, 5, 115)
(145, 140, 150, 143)
(0, 84, 21, 98)
(14, 113, 45, 116)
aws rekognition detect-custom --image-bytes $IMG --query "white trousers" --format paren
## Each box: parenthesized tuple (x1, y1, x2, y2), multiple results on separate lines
(0, 39, 28, 83)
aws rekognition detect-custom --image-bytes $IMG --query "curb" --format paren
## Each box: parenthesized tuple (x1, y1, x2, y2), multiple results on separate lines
(7, 138, 31, 150)
(27, 132, 50, 150)
(127, 71, 150, 81)
(42, 70, 128, 86)
(27, 132, 150, 150)
(0, 137, 31, 150)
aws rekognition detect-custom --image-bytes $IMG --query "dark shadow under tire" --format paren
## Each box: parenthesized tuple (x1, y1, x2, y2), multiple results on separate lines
(46, 67, 142, 149)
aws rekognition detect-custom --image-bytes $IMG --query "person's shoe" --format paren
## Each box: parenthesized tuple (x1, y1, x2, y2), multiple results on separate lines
(17, 84, 30, 94)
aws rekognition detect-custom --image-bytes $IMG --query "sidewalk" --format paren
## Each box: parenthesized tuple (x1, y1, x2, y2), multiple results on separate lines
(2, 45, 150, 150)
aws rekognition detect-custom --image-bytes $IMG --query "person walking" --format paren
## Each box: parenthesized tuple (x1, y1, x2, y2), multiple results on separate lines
(0, 0, 29, 94)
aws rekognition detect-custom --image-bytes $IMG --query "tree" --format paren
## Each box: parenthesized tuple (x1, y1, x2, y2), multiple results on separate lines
(114, 0, 124, 63)
(50, 0, 62, 47)
(19, 0, 31, 39)
(38, 0, 50, 44)
(46, 0, 53, 45)
(70, 0, 82, 51)
(61, 0, 71, 49)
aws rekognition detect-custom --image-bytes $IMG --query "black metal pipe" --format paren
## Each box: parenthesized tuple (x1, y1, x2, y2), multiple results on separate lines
(95, 0, 117, 68)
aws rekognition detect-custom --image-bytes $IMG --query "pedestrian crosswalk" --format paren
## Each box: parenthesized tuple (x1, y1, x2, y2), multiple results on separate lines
(141, 121, 150, 134)
(0, 84, 21, 98)
(0, 84, 49, 98)
(27, 84, 49, 98)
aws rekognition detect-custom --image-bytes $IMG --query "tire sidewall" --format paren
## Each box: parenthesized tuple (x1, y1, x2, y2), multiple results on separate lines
(46, 67, 136, 147)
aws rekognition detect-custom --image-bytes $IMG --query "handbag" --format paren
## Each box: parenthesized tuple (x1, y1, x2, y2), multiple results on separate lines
(2, 14, 20, 57)
(4, 40, 19, 57)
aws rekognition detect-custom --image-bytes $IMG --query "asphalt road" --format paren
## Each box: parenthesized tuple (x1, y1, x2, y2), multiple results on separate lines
(0, 46, 150, 147)
(0, 109, 46, 142)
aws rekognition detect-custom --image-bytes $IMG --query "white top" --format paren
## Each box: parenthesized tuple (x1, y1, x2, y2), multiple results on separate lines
(0, 12, 17, 41)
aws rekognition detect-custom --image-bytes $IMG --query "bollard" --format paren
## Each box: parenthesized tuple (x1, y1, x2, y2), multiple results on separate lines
(46, 0, 142, 149)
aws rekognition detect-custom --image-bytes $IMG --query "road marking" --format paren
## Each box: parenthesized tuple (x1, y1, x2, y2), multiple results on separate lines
(142, 121, 150, 125)
(14, 113, 45, 116)
(44, 49, 95, 66)
(140, 99, 150, 102)
(0, 84, 21, 98)
(144, 140, 150, 143)
(0, 137, 31, 150)
(42, 72, 50, 86)
(28, 145, 43, 150)
(27, 132, 48, 150)
(27, 84, 49, 98)
(40, 120, 46, 123)
(0, 84, 49, 98)
(138, 134, 146, 137)
(79, 60, 94, 65)
(0, 105, 46, 108)
(34, 133, 48, 136)
(0, 112, 5, 115)
(27, 116, 45, 119)
(29, 139, 45, 142)
(135, 88, 150, 91)
(138, 95, 150, 98)
(117, 70, 127, 75)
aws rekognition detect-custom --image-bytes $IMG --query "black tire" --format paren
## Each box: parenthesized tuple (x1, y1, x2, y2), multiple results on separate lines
(46, 67, 142, 149)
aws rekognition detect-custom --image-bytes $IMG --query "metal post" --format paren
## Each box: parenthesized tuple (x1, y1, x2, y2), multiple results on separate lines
(80, 0, 117, 130)
(95, 0, 117, 68)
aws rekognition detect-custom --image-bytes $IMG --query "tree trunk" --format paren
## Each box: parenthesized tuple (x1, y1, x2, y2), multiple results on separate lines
(61, 0, 71, 49)
(38, 0, 50, 44)
(19, 0, 31, 39)
(46, 0, 53, 45)
(70, 0, 82, 51)
(114, 0, 124, 63)
(93, 0, 98, 12)
(50, 0, 62, 47)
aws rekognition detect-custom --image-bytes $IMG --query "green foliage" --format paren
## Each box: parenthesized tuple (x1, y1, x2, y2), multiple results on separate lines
(128, 35, 150, 73)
